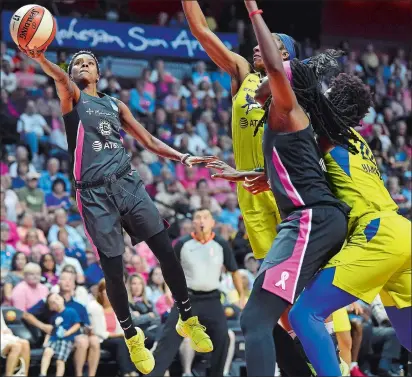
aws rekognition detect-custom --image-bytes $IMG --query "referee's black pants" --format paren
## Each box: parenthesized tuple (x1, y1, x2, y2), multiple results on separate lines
(150, 290, 229, 377)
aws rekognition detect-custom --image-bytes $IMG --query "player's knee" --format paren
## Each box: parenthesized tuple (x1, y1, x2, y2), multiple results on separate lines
(288, 302, 310, 333)
(240, 307, 253, 334)
(240, 307, 264, 337)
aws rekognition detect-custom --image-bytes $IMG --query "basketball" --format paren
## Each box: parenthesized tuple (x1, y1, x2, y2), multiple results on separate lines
(9, 4, 56, 51)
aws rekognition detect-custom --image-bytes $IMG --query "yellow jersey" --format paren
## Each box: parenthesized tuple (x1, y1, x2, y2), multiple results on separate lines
(232, 72, 265, 170)
(231, 72, 281, 259)
(324, 129, 398, 232)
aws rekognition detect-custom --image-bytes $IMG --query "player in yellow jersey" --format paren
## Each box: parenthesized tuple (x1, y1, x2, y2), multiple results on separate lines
(181, 1, 302, 260)
(239, 57, 410, 375)
(283, 73, 412, 376)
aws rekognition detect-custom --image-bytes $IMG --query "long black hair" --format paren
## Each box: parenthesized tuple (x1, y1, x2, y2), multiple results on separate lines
(40, 253, 57, 274)
(11, 252, 28, 272)
(256, 50, 372, 154)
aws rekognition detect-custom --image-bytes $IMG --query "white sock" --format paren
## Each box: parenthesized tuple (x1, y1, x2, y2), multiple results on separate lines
(324, 321, 334, 334)
(288, 329, 297, 339)
(350, 362, 358, 369)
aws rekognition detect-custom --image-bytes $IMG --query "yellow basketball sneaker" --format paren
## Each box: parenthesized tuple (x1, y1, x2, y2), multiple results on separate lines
(125, 327, 155, 375)
(176, 316, 213, 353)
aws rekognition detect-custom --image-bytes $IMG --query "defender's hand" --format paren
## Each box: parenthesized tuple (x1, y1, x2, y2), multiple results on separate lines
(206, 160, 241, 181)
(243, 174, 270, 195)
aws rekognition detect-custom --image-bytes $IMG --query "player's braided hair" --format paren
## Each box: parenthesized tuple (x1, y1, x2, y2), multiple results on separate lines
(67, 50, 100, 77)
(255, 50, 372, 154)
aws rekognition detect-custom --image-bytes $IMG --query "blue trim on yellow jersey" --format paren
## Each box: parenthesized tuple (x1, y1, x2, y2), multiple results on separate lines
(363, 218, 381, 242)
(329, 147, 351, 177)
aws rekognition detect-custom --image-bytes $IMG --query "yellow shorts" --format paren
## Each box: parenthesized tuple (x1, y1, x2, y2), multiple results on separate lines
(325, 213, 411, 309)
(238, 185, 281, 260)
(332, 308, 351, 333)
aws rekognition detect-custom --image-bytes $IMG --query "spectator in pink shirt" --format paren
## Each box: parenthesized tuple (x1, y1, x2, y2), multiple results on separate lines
(15, 228, 43, 256)
(155, 285, 173, 318)
(0, 161, 9, 176)
(17, 213, 47, 244)
(141, 68, 156, 99)
(128, 255, 149, 283)
(135, 242, 157, 270)
(164, 83, 180, 112)
(150, 60, 175, 84)
(180, 166, 198, 194)
(207, 170, 233, 205)
(0, 204, 19, 247)
(11, 262, 49, 311)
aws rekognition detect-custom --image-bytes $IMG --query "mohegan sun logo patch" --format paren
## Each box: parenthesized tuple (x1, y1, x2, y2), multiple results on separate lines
(241, 94, 261, 115)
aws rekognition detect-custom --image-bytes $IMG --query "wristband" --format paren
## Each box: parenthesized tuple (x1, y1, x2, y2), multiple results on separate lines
(249, 9, 263, 18)
(180, 153, 191, 166)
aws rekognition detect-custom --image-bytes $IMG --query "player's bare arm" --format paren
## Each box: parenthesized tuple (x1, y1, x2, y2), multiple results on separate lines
(245, 0, 307, 133)
(117, 100, 216, 167)
(20, 47, 80, 114)
(182, 0, 251, 95)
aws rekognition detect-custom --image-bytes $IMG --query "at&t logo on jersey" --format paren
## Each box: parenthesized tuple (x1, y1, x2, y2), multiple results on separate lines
(240, 117, 260, 129)
(92, 141, 121, 152)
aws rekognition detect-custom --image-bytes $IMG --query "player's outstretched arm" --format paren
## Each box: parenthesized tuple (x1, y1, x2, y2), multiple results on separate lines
(118, 100, 216, 166)
(20, 47, 80, 114)
(245, 1, 297, 114)
(182, 0, 250, 88)
(206, 160, 264, 182)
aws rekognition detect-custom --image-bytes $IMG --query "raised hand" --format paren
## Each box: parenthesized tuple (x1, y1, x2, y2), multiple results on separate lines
(242, 174, 270, 195)
(18, 45, 46, 61)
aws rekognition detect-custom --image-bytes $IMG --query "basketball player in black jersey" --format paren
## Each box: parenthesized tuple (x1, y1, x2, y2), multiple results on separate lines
(206, 1, 350, 375)
(20, 46, 214, 375)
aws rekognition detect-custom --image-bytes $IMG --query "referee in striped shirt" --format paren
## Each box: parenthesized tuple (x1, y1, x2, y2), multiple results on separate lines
(150, 208, 245, 376)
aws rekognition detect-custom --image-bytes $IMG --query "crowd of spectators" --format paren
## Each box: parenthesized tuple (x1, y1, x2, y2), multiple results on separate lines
(0, 8, 411, 375)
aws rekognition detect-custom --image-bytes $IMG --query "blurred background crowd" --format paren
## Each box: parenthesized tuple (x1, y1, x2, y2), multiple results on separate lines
(1, 0, 411, 376)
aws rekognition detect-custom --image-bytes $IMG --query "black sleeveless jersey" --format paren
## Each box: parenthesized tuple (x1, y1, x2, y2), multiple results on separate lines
(263, 124, 350, 219)
(63, 91, 131, 183)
